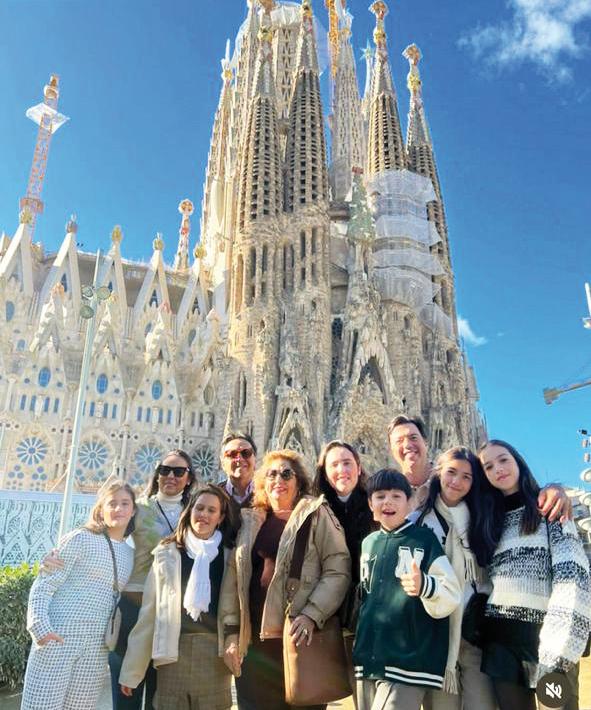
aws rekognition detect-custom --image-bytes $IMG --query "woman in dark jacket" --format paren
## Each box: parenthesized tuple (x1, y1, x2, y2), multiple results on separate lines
(313, 440, 375, 660)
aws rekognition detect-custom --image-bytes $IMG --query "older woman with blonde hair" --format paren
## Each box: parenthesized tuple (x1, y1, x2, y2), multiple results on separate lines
(220, 449, 351, 710)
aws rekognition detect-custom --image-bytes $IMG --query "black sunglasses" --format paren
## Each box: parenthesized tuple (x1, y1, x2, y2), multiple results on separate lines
(265, 468, 295, 481)
(157, 464, 189, 478)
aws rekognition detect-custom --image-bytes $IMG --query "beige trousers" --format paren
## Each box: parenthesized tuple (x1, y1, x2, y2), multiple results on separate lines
(422, 639, 498, 710)
(357, 679, 427, 710)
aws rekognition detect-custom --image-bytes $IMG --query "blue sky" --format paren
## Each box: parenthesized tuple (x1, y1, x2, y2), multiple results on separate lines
(1, 0, 590, 488)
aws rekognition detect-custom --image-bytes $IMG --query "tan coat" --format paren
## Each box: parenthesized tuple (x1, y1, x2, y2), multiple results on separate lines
(119, 542, 236, 689)
(219, 495, 351, 658)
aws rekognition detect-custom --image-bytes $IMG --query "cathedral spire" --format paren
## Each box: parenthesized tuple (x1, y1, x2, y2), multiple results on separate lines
(329, 5, 366, 198)
(366, 1, 406, 176)
(361, 41, 374, 121)
(174, 199, 194, 271)
(284, 0, 329, 211)
(403, 44, 442, 200)
(402, 44, 456, 329)
(237, 6, 283, 231)
(403, 44, 431, 148)
(200, 40, 233, 259)
(228, 1, 259, 171)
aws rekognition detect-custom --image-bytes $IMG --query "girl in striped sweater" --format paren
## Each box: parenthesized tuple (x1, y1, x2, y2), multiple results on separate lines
(475, 439, 591, 710)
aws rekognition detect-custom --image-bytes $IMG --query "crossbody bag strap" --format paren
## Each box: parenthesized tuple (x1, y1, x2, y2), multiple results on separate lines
(104, 532, 119, 595)
(155, 500, 175, 533)
(286, 512, 315, 603)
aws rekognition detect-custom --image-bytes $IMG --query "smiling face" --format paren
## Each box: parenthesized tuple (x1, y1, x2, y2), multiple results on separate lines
(263, 457, 298, 511)
(190, 492, 224, 540)
(101, 489, 135, 532)
(439, 457, 474, 507)
(221, 438, 256, 487)
(479, 444, 520, 496)
(158, 453, 191, 497)
(389, 423, 429, 486)
(368, 488, 411, 531)
(324, 446, 360, 498)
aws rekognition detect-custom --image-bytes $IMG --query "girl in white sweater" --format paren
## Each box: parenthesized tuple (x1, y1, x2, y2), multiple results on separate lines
(416, 446, 497, 710)
(22, 480, 136, 710)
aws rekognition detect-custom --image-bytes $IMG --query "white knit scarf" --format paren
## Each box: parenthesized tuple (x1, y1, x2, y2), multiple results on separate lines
(434, 496, 480, 694)
(182, 529, 222, 621)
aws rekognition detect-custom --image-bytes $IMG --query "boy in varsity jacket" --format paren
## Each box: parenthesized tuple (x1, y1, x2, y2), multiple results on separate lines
(353, 469, 461, 710)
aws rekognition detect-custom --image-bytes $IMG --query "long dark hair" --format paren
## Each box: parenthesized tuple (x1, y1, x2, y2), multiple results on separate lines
(313, 440, 368, 506)
(143, 449, 196, 506)
(418, 446, 486, 563)
(164, 484, 239, 549)
(474, 439, 542, 566)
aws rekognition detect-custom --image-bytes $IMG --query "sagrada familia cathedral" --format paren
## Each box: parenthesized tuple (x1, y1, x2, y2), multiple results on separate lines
(0, 0, 484, 493)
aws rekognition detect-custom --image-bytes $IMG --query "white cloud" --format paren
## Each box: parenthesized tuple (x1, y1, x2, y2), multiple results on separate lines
(459, 0, 591, 82)
(458, 317, 488, 347)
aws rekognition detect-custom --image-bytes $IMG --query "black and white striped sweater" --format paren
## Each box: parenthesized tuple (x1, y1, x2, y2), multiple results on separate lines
(486, 496, 591, 678)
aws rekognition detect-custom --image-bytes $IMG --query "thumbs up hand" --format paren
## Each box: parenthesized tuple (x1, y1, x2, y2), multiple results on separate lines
(400, 558, 422, 597)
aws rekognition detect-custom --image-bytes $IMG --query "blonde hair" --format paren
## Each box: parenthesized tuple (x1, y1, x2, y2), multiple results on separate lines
(252, 449, 311, 510)
(85, 479, 137, 537)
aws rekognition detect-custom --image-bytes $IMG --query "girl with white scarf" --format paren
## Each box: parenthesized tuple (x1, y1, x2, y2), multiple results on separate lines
(414, 447, 498, 710)
(119, 485, 242, 710)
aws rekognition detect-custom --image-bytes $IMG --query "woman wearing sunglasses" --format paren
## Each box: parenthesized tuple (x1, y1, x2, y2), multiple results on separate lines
(219, 449, 351, 709)
(108, 450, 197, 708)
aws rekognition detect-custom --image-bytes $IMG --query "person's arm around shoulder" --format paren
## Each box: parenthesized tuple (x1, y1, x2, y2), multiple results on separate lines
(27, 529, 85, 645)
(299, 503, 352, 630)
(537, 519, 591, 680)
(119, 559, 159, 695)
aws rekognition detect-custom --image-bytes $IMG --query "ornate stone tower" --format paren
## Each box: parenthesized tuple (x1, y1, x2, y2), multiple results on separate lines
(227, 5, 284, 447)
(365, 1, 406, 176)
(328, 1, 366, 200)
(272, 0, 332, 455)
(0, 0, 484, 494)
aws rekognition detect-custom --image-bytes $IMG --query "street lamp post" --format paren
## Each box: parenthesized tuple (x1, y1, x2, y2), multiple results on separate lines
(577, 431, 591, 552)
(57, 250, 110, 540)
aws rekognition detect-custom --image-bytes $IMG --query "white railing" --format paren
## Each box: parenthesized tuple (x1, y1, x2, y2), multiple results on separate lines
(0, 490, 95, 566)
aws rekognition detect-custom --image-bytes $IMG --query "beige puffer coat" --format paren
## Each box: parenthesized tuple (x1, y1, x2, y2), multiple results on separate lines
(218, 495, 351, 658)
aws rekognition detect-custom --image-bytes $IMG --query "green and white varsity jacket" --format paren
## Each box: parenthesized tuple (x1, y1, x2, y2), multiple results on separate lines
(353, 521, 461, 689)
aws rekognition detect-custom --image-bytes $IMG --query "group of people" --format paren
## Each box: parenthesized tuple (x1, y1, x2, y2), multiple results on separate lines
(20, 415, 591, 710)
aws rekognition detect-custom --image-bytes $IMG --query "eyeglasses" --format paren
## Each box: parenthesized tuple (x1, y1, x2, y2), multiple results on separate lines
(265, 468, 295, 481)
(223, 448, 254, 460)
(157, 464, 189, 478)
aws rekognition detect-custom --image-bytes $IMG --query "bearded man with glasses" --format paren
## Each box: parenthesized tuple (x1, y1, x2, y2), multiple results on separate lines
(218, 432, 258, 511)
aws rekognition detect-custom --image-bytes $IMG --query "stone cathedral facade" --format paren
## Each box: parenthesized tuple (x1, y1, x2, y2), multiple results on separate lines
(0, 0, 483, 493)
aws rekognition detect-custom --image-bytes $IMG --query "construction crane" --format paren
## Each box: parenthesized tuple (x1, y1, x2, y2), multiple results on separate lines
(544, 283, 591, 405)
(19, 75, 69, 238)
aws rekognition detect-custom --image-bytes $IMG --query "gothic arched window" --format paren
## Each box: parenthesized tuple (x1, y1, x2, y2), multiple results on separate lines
(152, 380, 163, 400)
(96, 374, 108, 394)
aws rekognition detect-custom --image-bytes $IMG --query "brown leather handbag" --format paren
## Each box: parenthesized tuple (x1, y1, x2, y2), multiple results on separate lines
(282, 513, 351, 706)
